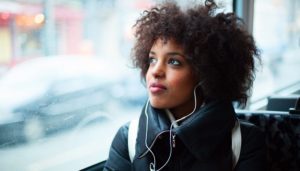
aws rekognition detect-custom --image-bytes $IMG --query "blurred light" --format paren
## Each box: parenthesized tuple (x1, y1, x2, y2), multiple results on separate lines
(16, 15, 29, 26)
(0, 13, 10, 20)
(34, 13, 45, 24)
(134, 0, 153, 10)
(16, 14, 44, 28)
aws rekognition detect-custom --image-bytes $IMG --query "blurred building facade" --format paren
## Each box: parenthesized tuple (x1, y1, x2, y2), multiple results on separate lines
(0, 0, 156, 66)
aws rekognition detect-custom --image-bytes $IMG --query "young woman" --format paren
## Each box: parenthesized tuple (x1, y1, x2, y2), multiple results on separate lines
(104, 0, 266, 170)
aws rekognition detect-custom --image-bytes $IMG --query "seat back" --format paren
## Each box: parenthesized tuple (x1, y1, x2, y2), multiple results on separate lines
(236, 111, 300, 171)
(266, 95, 299, 112)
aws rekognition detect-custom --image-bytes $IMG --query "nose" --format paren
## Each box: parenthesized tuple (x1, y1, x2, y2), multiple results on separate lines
(151, 60, 165, 79)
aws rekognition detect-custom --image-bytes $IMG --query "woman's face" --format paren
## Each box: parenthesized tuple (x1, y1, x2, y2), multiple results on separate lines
(146, 38, 198, 117)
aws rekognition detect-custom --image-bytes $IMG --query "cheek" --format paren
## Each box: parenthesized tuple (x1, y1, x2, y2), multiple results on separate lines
(145, 70, 151, 85)
(170, 73, 196, 90)
(170, 74, 197, 99)
(173, 81, 194, 95)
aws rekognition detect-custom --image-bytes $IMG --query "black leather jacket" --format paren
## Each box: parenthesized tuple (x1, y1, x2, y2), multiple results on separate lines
(104, 100, 266, 171)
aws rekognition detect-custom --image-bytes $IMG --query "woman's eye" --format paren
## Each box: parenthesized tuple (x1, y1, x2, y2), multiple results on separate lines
(168, 58, 181, 66)
(148, 57, 157, 64)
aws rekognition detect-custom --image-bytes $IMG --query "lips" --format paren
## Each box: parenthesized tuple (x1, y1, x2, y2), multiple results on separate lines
(149, 82, 167, 94)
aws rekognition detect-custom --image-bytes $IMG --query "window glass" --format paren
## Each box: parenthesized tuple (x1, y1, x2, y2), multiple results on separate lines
(251, 0, 300, 107)
(0, 0, 232, 170)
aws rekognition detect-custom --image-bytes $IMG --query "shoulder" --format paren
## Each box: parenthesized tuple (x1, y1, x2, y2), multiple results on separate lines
(104, 122, 131, 170)
(235, 121, 267, 171)
(239, 121, 265, 143)
(110, 122, 130, 155)
(239, 121, 266, 150)
(116, 122, 130, 138)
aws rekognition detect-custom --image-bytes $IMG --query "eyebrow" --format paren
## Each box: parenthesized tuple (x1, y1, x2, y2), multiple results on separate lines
(149, 51, 185, 58)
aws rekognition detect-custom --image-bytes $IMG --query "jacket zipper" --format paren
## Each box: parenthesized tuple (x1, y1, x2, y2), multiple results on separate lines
(172, 133, 176, 148)
(172, 133, 181, 171)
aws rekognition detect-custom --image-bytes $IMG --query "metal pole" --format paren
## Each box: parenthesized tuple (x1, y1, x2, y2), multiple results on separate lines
(42, 0, 56, 56)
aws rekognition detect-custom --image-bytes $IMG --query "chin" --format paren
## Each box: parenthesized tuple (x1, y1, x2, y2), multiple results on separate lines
(149, 98, 169, 109)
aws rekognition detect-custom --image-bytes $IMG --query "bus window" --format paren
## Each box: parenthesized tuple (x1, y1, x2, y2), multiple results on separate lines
(251, 0, 300, 107)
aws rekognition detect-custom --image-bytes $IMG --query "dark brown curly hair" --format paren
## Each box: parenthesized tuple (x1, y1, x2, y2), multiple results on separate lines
(132, 0, 260, 107)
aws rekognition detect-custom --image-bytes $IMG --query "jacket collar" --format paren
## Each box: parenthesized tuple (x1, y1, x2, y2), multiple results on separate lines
(135, 100, 236, 161)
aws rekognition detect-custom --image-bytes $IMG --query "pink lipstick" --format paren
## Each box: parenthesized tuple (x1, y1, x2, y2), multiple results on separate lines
(149, 83, 167, 94)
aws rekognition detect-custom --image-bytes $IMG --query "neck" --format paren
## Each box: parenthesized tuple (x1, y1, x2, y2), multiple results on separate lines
(170, 99, 204, 120)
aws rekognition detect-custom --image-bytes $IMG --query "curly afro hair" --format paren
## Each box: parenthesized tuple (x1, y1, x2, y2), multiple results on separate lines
(132, 0, 260, 107)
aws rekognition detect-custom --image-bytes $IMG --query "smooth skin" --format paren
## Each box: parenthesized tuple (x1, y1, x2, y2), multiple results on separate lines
(146, 38, 199, 119)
